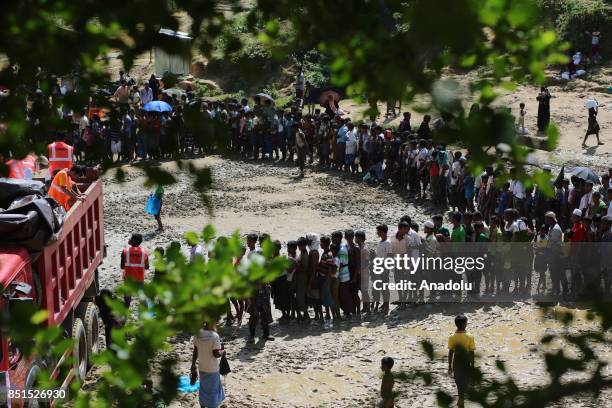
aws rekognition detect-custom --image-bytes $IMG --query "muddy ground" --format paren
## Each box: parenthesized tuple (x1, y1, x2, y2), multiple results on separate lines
(92, 153, 612, 408)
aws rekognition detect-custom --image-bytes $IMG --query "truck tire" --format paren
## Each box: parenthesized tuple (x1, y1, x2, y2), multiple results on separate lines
(72, 318, 88, 382)
(24, 360, 50, 408)
(77, 302, 100, 364)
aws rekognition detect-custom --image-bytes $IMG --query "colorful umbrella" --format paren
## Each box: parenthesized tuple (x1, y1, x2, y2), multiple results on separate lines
(143, 100, 173, 112)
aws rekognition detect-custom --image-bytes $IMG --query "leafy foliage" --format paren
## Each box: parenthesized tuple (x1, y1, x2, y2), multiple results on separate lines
(1, 1, 607, 406)
(253, 0, 567, 177)
(3, 227, 286, 406)
(300, 49, 331, 88)
(538, 0, 612, 56)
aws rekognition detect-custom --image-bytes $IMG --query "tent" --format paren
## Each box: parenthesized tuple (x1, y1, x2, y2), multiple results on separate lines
(154, 29, 192, 76)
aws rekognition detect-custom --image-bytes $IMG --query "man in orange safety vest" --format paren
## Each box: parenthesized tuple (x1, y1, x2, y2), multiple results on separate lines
(48, 166, 84, 211)
(6, 154, 37, 179)
(120, 233, 149, 307)
(48, 133, 74, 179)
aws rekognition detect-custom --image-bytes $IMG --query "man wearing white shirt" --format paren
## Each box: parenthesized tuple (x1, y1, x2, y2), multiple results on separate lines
(406, 222, 422, 301)
(241, 98, 250, 113)
(390, 221, 410, 308)
(579, 180, 594, 214)
(344, 123, 358, 173)
(509, 177, 526, 216)
(189, 243, 208, 263)
(140, 83, 153, 105)
(374, 224, 392, 313)
(544, 211, 567, 295)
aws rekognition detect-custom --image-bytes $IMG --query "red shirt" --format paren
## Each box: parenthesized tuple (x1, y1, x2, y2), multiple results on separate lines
(429, 161, 440, 177)
(570, 222, 586, 242)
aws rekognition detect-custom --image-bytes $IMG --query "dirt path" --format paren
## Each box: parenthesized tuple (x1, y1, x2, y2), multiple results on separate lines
(96, 155, 611, 407)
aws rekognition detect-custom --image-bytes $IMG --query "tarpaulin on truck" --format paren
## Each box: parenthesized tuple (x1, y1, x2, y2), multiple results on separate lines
(0, 179, 65, 251)
(0, 178, 46, 209)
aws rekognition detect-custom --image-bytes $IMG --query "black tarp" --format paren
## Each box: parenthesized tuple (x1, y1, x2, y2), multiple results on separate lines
(0, 178, 46, 209)
(0, 180, 65, 251)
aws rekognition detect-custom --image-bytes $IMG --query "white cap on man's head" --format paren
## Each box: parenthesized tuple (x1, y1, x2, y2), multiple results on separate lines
(424, 221, 435, 229)
(572, 209, 583, 217)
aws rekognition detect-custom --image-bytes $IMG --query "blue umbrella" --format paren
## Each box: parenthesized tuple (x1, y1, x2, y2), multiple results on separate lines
(569, 166, 600, 185)
(143, 100, 173, 112)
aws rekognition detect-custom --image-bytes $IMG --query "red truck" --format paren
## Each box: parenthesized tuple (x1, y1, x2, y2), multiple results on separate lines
(0, 179, 105, 407)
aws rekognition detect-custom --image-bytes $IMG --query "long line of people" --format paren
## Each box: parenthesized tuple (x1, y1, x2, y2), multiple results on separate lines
(235, 209, 612, 330)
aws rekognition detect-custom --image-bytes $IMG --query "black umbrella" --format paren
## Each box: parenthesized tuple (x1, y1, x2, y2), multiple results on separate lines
(253, 93, 275, 104)
(569, 166, 600, 184)
(554, 165, 565, 186)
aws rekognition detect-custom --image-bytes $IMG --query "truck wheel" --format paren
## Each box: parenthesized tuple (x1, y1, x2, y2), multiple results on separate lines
(77, 302, 100, 364)
(72, 318, 88, 382)
(24, 360, 50, 408)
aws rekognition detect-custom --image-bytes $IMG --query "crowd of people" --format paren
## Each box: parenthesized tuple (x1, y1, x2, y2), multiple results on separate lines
(17, 69, 606, 408)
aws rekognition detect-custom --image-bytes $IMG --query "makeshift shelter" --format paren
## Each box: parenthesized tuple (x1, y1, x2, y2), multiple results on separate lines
(154, 29, 192, 76)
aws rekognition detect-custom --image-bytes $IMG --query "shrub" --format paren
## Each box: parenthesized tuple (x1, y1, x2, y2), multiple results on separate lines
(538, 0, 611, 57)
(195, 83, 223, 98)
(301, 49, 331, 88)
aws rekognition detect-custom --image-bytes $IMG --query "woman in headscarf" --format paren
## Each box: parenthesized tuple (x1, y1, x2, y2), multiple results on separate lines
(536, 87, 551, 132)
(306, 233, 322, 321)
(582, 105, 603, 147)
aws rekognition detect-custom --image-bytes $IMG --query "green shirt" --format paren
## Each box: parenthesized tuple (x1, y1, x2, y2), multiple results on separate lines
(476, 232, 488, 242)
(154, 185, 164, 199)
(451, 225, 466, 243)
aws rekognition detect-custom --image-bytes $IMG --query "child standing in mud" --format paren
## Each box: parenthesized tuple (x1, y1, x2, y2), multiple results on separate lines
(380, 356, 395, 407)
(448, 315, 476, 408)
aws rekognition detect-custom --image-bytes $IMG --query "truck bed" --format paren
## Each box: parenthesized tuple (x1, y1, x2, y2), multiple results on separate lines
(35, 179, 105, 326)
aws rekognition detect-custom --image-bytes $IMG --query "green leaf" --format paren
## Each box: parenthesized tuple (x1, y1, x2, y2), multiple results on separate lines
(546, 123, 559, 150)
(115, 167, 126, 183)
(30, 310, 48, 324)
(460, 54, 477, 68)
(202, 225, 216, 242)
(184, 231, 199, 246)
(142, 167, 177, 187)
(421, 340, 435, 360)
(478, 0, 505, 26)
(507, 0, 538, 27)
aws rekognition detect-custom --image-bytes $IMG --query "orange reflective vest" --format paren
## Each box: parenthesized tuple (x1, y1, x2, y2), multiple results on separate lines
(48, 169, 73, 211)
(7, 155, 36, 179)
(122, 246, 148, 282)
(7, 160, 24, 179)
(48, 141, 73, 176)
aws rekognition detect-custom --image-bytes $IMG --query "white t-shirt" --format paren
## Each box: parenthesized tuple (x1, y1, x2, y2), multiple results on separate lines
(406, 228, 422, 259)
(608, 201, 612, 217)
(375, 239, 393, 259)
(450, 161, 462, 186)
(345, 129, 357, 155)
(190, 244, 207, 263)
(141, 87, 153, 105)
(510, 180, 525, 200)
(194, 329, 222, 373)
(506, 219, 527, 234)
(79, 115, 89, 135)
(579, 191, 593, 213)
(417, 148, 429, 168)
